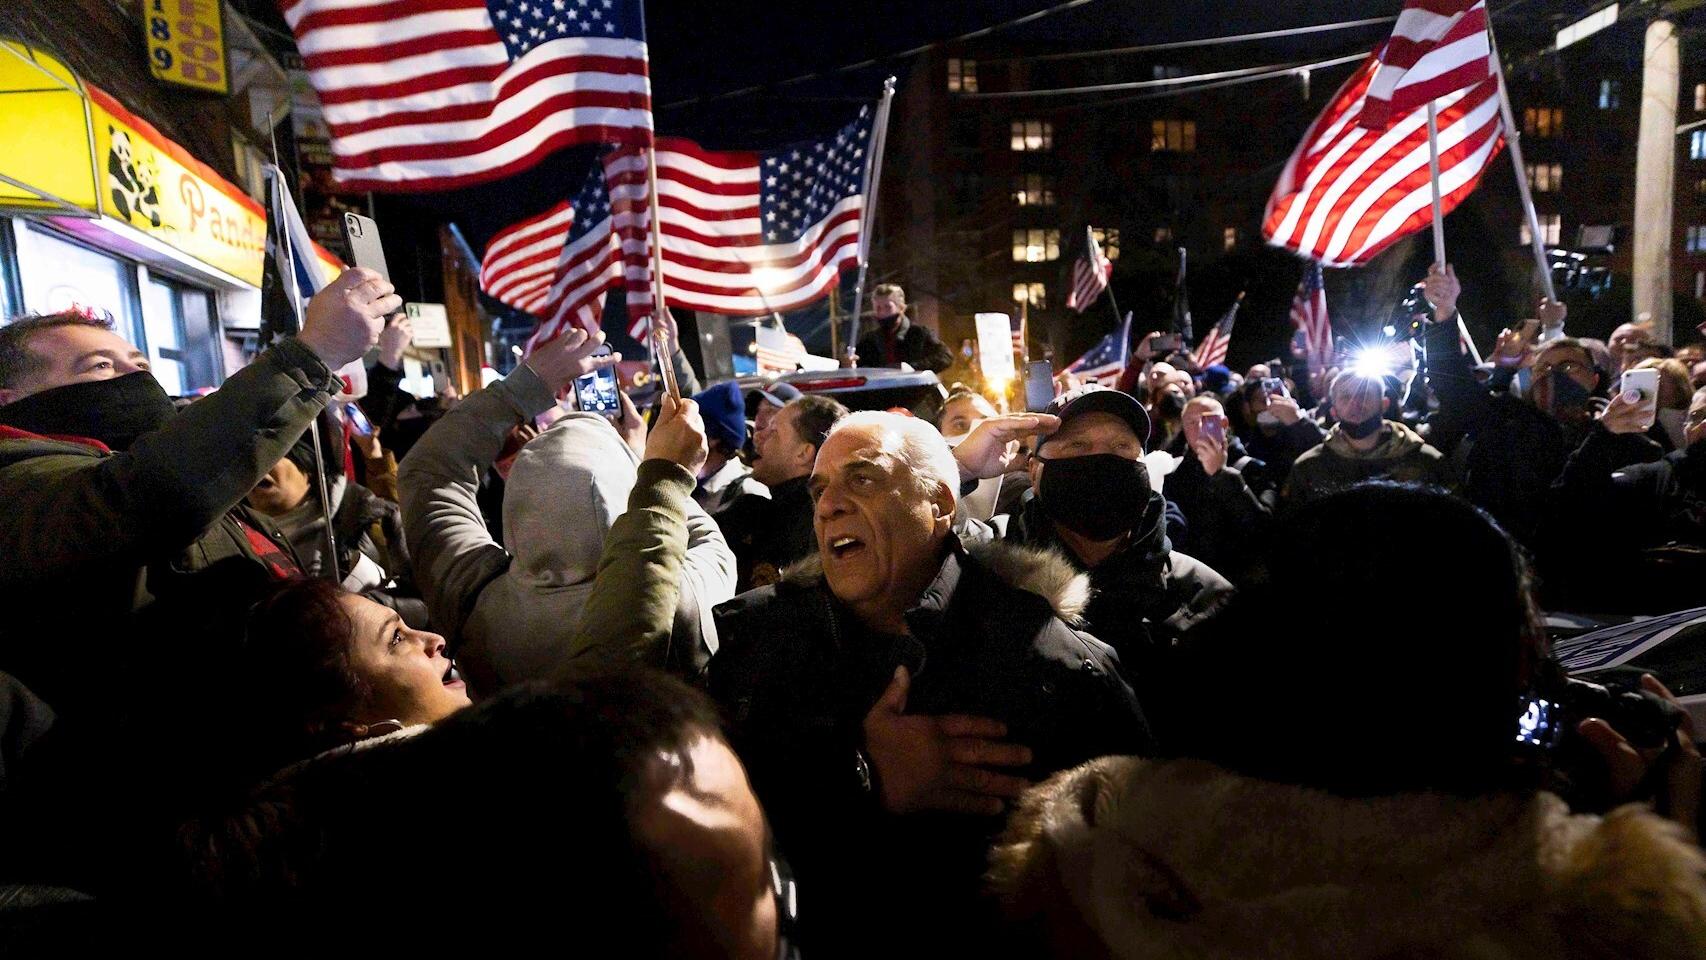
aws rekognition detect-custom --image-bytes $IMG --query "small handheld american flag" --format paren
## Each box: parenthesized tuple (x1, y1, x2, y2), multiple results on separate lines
(1194, 292, 1243, 369)
(1291, 261, 1333, 373)
(1065, 312, 1132, 387)
(1066, 226, 1112, 314)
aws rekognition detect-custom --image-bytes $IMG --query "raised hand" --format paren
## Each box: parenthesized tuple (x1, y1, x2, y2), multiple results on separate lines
(1597, 389, 1654, 435)
(862, 666, 1033, 816)
(954, 413, 1060, 481)
(299, 267, 401, 369)
(522, 327, 619, 395)
(1422, 262, 1460, 323)
(377, 314, 414, 370)
(644, 394, 708, 473)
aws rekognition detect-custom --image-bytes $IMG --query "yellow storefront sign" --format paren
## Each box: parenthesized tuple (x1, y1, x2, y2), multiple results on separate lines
(89, 85, 265, 285)
(144, 0, 230, 96)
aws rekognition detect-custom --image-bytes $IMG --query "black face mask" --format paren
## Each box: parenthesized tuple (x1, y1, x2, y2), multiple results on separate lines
(1542, 368, 1593, 418)
(1037, 453, 1152, 541)
(1157, 393, 1187, 419)
(1338, 412, 1384, 440)
(0, 371, 176, 451)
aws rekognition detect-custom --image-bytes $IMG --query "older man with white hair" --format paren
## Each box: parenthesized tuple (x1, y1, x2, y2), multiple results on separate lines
(707, 410, 1148, 959)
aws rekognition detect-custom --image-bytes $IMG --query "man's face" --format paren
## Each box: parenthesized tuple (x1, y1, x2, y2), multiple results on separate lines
(633, 731, 779, 960)
(811, 424, 951, 616)
(1029, 411, 1142, 491)
(940, 394, 997, 439)
(1331, 376, 1386, 426)
(1246, 363, 1271, 381)
(1685, 389, 1706, 449)
(750, 403, 812, 487)
(1181, 397, 1227, 446)
(1529, 344, 1599, 418)
(248, 457, 313, 516)
(0, 324, 151, 405)
(872, 293, 904, 320)
(1610, 324, 1656, 369)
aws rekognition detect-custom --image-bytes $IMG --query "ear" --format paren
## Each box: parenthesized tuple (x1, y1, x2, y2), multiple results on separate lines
(0, 387, 20, 406)
(930, 479, 956, 527)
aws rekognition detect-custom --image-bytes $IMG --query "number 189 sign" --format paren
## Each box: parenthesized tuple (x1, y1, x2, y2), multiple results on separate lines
(145, 0, 230, 96)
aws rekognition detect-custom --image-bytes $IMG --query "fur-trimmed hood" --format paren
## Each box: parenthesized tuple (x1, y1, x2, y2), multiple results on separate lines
(779, 535, 1092, 626)
(990, 756, 1706, 960)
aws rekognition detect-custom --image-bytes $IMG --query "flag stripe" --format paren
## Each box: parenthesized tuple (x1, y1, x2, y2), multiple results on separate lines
(1360, 0, 1492, 128)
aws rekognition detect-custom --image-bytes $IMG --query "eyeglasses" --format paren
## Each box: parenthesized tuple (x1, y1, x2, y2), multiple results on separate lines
(1532, 359, 1590, 380)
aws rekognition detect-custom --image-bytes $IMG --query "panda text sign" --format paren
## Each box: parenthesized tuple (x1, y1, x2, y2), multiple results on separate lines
(89, 86, 265, 286)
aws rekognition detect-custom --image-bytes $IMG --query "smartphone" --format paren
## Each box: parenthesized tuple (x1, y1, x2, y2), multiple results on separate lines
(1514, 695, 1561, 751)
(1621, 368, 1659, 427)
(1023, 360, 1055, 413)
(343, 402, 374, 437)
(1148, 333, 1183, 353)
(1200, 416, 1226, 446)
(573, 345, 620, 418)
(342, 212, 391, 284)
(1261, 377, 1288, 398)
(429, 361, 450, 396)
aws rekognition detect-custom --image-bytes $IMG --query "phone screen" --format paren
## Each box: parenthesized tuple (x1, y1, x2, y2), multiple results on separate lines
(1261, 377, 1288, 398)
(1023, 360, 1055, 412)
(1150, 333, 1182, 353)
(573, 347, 620, 418)
(1514, 696, 1560, 750)
(344, 402, 374, 436)
(1200, 417, 1225, 445)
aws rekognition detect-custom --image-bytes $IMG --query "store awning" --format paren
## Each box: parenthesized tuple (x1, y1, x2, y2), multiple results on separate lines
(0, 39, 267, 288)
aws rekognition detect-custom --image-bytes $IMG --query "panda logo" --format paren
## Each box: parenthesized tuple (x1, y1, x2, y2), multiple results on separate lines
(107, 127, 162, 229)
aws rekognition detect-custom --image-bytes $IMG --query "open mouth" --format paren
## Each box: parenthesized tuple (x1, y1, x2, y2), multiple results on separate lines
(442, 661, 465, 689)
(828, 535, 865, 560)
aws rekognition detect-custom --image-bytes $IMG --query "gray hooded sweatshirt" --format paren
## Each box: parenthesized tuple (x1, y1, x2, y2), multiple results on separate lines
(399, 365, 736, 696)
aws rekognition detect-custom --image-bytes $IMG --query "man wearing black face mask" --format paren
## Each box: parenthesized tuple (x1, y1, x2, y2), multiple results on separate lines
(1285, 371, 1448, 503)
(961, 384, 1231, 743)
(0, 268, 396, 719)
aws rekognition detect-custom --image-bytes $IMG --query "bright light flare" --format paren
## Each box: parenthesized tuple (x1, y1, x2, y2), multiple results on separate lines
(1351, 347, 1395, 381)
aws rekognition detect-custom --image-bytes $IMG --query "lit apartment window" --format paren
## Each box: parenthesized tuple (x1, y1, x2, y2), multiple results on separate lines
(947, 58, 978, 94)
(1688, 225, 1706, 254)
(1012, 173, 1057, 207)
(1012, 228, 1061, 262)
(1153, 226, 1173, 244)
(1013, 282, 1048, 310)
(1696, 83, 1705, 112)
(1696, 270, 1704, 300)
(1223, 227, 1238, 251)
(1520, 213, 1562, 246)
(1597, 79, 1620, 110)
(1010, 120, 1053, 152)
(1092, 226, 1121, 260)
(1150, 119, 1197, 152)
(1692, 130, 1706, 161)
(1525, 162, 1562, 192)
(1523, 107, 1563, 137)
(1696, 178, 1706, 197)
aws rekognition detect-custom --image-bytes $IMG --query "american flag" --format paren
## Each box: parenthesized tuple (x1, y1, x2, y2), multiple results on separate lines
(1194, 293, 1242, 369)
(1290, 261, 1332, 372)
(1010, 313, 1027, 357)
(1066, 226, 1112, 313)
(753, 325, 809, 375)
(1262, 49, 1503, 267)
(1359, 0, 1494, 130)
(281, 0, 653, 193)
(609, 109, 872, 340)
(1065, 311, 1132, 386)
(484, 163, 620, 352)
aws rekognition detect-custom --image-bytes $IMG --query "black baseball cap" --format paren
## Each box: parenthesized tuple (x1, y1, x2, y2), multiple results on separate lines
(1043, 383, 1152, 449)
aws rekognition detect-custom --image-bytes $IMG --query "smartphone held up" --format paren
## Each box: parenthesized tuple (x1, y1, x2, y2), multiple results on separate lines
(574, 345, 621, 419)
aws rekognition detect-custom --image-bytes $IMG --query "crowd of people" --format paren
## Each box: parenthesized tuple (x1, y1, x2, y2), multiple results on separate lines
(0, 267, 1705, 957)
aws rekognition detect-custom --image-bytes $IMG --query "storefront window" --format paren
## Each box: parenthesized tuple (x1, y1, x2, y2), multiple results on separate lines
(142, 279, 187, 396)
(12, 223, 138, 341)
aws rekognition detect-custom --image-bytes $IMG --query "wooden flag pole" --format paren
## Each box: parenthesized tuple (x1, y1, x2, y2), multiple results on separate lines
(645, 142, 679, 399)
(1425, 99, 1447, 266)
(847, 77, 897, 363)
(1485, 27, 1559, 309)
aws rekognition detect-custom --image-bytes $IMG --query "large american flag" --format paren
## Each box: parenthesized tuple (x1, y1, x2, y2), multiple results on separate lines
(1359, 0, 1494, 130)
(1262, 47, 1503, 267)
(281, 0, 653, 192)
(1290, 261, 1332, 372)
(483, 163, 620, 351)
(1066, 226, 1112, 313)
(1194, 294, 1242, 369)
(609, 109, 873, 340)
(1065, 312, 1132, 386)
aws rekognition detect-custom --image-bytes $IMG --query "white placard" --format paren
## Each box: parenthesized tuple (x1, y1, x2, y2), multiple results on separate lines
(975, 312, 1016, 384)
(404, 302, 453, 349)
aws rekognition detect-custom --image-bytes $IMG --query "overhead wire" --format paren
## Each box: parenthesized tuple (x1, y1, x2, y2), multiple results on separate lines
(982, 15, 1396, 63)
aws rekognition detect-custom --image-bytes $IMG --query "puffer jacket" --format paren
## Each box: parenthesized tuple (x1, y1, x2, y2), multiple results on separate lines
(992, 756, 1706, 960)
(1285, 418, 1449, 502)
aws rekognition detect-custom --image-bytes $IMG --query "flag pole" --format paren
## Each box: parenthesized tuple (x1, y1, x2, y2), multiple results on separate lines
(1485, 26, 1559, 310)
(1425, 99, 1447, 266)
(1019, 297, 1030, 365)
(645, 142, 679, 399)
(847, 76, 897, 363)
